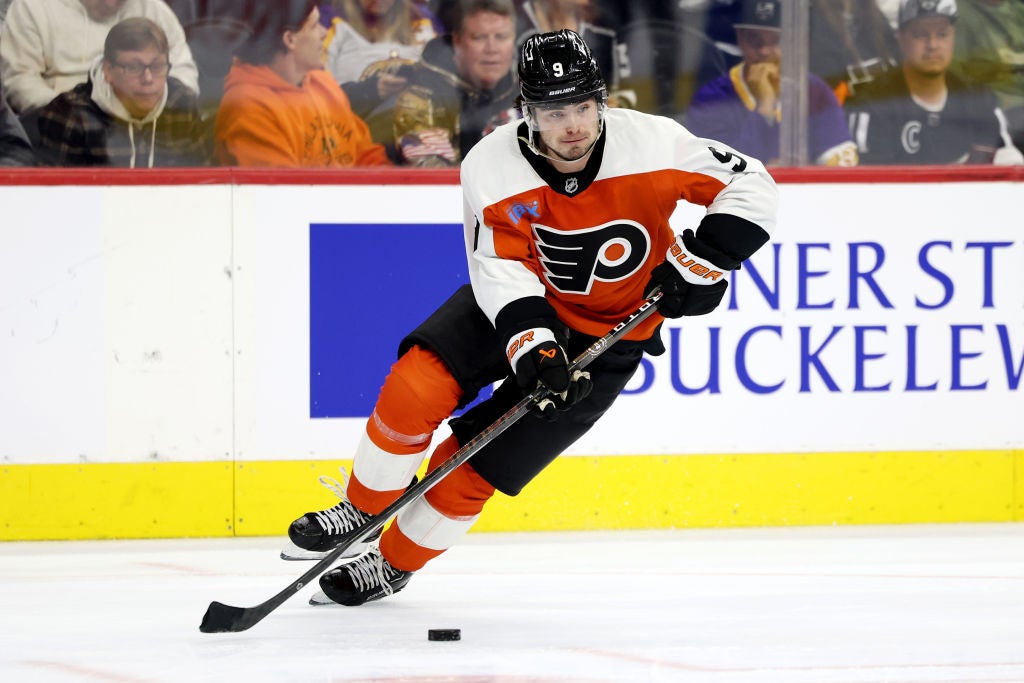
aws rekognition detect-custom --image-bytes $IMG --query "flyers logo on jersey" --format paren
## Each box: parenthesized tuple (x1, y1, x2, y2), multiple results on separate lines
(534, 220, 650, 294)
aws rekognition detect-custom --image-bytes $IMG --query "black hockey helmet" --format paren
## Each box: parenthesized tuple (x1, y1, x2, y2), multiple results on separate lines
(518, 29, 607, 107)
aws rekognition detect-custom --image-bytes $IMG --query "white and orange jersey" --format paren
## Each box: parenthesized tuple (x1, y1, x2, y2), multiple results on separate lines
(460, 107, 778, 342)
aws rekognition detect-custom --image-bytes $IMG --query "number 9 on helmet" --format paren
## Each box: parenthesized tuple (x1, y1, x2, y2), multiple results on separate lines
(517, 29, 608, 132)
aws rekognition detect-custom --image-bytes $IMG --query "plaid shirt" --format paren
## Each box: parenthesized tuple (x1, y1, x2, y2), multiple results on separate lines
(36, 77, 210, 167)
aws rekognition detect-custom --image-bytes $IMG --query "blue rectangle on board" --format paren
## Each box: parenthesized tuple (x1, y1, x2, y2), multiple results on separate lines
(309, 222, 469, 418)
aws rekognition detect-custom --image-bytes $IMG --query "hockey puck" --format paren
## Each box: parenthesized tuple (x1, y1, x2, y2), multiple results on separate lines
(428, 628, 461, 641)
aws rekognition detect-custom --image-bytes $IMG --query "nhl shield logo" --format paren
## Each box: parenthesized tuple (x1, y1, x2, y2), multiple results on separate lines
(565, 177, 579, 194)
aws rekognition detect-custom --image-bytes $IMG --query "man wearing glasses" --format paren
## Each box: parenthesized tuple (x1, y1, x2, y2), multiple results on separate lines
(0, 0, 198, 116)
(35, 16, 207, 166)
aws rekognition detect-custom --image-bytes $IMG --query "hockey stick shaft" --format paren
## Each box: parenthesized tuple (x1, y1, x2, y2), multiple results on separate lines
(199, 290, 662, 633)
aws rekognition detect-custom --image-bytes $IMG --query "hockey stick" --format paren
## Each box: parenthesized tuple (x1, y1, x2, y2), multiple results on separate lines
(199, 289, 662, 633)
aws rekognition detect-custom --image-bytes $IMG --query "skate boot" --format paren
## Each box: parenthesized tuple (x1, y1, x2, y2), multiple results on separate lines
(311, 545, 413, 606)
(281, 470, 380, 561)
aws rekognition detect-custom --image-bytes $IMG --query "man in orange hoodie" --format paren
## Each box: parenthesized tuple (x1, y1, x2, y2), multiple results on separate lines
(214, 0, 390, 167)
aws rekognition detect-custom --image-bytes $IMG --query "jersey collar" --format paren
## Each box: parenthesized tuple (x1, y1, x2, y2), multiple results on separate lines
(516, 121, 607, 197)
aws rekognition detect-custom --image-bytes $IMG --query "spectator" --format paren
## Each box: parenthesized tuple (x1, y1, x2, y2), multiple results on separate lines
(323, 0, 438, 104)
(34, 17, 208, 167)
(1, 83, 34, 165)
(320, 1, 435, 120)
(810, 0, 901, 103)
(359, 0, 519, 167)
(0, 0, 199, 116)
(689, 1, 900, 106)
(214, 0, 390, 167)
(845, 0, 1023, 164)
(321, 0, 446, 32)
(951, 0, 1024, 157)
(686, 0, 859, 166)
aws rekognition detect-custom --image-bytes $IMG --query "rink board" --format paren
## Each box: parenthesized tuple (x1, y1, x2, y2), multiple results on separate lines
(1, 451, 1022, 540)
(1, 168, 1023, 540)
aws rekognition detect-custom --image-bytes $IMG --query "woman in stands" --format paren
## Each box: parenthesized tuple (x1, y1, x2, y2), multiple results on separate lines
(323, 0, 441, 109)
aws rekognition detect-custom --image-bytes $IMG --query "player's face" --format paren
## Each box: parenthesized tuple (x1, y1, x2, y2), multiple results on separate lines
(898, 17, 954, 77)
(534, 98, 601, 162)
(736, 28, 781, 65)
(102, 45, 168, 118)
(452, 11, 515, 91)
(287, 7, 328, 73)
(79, 0, 128, 21)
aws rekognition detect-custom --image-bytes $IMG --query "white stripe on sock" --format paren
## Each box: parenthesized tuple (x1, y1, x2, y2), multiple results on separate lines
(352, 431, 428, 492)
(394, 496, 478, 551)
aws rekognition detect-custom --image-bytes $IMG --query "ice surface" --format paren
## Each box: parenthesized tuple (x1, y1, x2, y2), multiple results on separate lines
(2, 524, 1024, 682)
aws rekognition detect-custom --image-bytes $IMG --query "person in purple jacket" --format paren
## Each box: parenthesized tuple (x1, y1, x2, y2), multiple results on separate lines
(685, 0, 859, 166)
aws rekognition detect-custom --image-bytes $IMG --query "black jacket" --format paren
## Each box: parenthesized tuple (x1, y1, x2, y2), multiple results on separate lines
(845, 69, 1010, 164)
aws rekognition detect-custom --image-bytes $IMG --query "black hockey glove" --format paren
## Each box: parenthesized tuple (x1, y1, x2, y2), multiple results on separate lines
(645, 229, 739, 318)
(506, 320, 593, 420)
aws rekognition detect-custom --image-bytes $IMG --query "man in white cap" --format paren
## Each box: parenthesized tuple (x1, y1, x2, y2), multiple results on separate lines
(845, 0, 1022, 164)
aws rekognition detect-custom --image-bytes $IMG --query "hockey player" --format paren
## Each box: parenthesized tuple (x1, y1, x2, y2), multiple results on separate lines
(288, 28, 778, 606)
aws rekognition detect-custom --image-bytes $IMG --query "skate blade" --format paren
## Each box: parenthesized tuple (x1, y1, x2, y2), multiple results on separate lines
(279, 541, 370, 562)
(279, 544, 329, 561)
(309, 590, 337, 606)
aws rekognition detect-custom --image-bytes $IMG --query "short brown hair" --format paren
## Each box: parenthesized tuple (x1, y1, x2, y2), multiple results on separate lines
(103, 17, 169, 62)
(450, 0, 514, 34)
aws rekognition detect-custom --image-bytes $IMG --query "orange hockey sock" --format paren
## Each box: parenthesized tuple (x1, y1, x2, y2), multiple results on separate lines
(348, 346, 462, 514)
(380, 435, 496, 572)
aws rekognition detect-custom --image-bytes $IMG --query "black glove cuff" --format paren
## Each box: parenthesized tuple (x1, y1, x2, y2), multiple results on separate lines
(693, 212, 771, 265)
(495, 296, 564, 348)
(682, 228, 742, 270)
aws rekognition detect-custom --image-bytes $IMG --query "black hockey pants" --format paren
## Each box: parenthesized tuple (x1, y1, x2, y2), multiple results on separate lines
(400, 285, 647, 496)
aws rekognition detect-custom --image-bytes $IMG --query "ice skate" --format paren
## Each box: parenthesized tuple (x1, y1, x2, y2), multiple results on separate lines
(310, 545, 413, 606)
(281, 470, 380, 561)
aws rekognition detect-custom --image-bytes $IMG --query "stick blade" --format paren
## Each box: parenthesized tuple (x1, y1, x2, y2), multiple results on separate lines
(199, 601, 259, 633)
